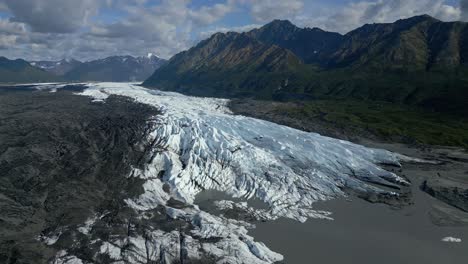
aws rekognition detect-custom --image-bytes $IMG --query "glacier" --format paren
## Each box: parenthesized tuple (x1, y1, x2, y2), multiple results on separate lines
(33, 82, 421, 263)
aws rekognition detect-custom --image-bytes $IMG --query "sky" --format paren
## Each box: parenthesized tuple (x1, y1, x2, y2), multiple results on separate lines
(0, 0, 467, 61)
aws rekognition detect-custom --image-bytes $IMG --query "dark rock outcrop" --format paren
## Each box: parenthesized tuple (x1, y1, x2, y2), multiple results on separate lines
(422, 179, 468, 212)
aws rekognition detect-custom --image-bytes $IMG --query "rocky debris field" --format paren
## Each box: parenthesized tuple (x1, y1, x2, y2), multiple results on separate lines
(0, 87, 183, 263)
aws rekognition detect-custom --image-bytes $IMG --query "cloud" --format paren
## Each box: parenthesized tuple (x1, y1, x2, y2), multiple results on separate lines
(239, 0, 303, 23)
(88, 0, 236, 58)
(0, 2, 9, 12)
(0, 0, 463, 61)
(3, 0, 100, 33)
(0, 34, 16, 49)
(88, 0, 191, 58)
(0, 19, 27, 35)
(461, 0, 468, 21)
(299, 0, 462, 33)
(189, 0, 236, 25)
(198, 23, 261, 39)
(434, 3, 462, 21)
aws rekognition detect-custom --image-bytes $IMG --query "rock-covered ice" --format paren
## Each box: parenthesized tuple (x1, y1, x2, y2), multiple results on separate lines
(33, 82, 417, 263)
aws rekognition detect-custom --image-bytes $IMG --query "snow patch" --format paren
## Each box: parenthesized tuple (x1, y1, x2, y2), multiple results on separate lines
(77, 216, 97, 235)
(52, 251, 84, 264)
(100, 242, 122, 260)
(442, 237, 462, 243)
(38, 232, 62, 246)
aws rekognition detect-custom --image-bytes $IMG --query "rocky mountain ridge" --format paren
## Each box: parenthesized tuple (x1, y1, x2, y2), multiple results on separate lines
(30, 59, 83, 76)
(144, 15, 468, 115)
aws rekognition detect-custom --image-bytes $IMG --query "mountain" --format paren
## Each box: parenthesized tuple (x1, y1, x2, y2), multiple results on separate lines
(318, 15, 468, 113)
(247, 19, 344, 64)
(30, 58, 82, 76)
(0, 57, 62, 83)
(143, 32, 305, 98)
(327, 15, 467, 70)
(65, 54, 166, 82)
(144, 15, 468, 115)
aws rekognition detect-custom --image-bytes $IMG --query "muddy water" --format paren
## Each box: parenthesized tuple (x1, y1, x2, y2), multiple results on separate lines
(196, 188, 468, 263)
(251, 197, 468, 264)
(250, 145, 468, 264)
(195, 144, 468, 264)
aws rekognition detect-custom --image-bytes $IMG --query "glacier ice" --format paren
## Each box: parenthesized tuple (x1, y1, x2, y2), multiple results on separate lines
(32, 82, 420, 263)
(77, 83, 411, 221)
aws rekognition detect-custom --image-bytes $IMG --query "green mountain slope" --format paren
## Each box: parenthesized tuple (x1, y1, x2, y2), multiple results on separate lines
(143, 15, 468, 115)
(328, 15, 467, 70)
(316, 15, 468, 113)
(143, 32, 310, 98)
(0, 57, 61, 83)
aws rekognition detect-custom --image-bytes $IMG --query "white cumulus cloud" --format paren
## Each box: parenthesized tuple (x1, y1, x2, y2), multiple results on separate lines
(3, 0, 100, 33)
(300, 0, 462, 33)
(240, 0, 304, 23)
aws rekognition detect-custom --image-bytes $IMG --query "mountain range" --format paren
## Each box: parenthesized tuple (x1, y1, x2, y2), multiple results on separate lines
(1, 54, 166, 83)
(31, 59, 83, 76)
(64, 54, 166, 82)
(0, 57, 61, 83)
(143, 15, 468, 115)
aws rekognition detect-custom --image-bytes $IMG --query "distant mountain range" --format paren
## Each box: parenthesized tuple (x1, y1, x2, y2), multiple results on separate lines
(0, 57, 61, 83)
(144, 15, 468, 115)
(65, 54, 166, 82)
(1, 54, 166, 83)
(31, 59, 83, 76)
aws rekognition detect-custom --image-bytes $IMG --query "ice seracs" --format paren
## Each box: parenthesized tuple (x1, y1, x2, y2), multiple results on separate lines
(78, 82, 412, 221)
